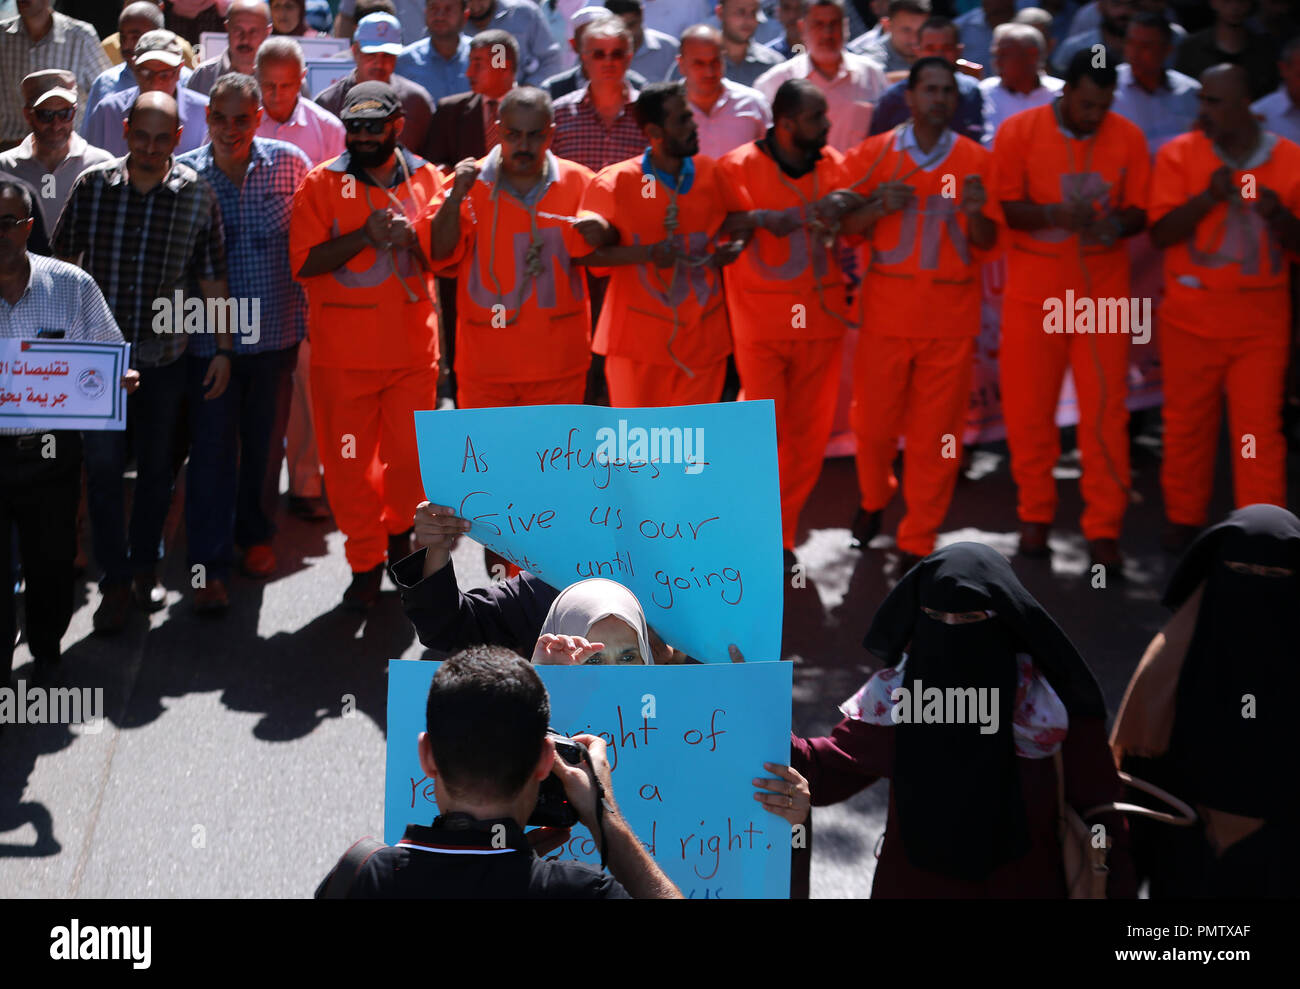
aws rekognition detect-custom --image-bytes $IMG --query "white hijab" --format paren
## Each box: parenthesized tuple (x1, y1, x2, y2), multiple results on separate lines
(537, 579, 655, 665)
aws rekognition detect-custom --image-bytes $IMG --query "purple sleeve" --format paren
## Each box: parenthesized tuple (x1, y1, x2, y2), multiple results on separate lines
(791, 717, 892, 806)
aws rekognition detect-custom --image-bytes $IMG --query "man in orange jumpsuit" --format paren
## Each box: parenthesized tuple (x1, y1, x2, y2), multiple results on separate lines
(290, 82, 447, 609)
(1150, 64, 1300, 551)
(839, 57, 1001, 573)
(430, 87, 610, 410)
(993, 49, 1150, 574)
(715, 78, 853, 566)
(579, 80, 744, 408)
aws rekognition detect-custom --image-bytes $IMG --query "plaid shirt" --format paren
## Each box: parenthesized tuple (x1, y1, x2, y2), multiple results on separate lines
(551, 84, 645, 173)
(0, 12, 110, 143)
(0, 252, 124, 435)
(51, 156, 227, 369)
(177, 138, 312, 356)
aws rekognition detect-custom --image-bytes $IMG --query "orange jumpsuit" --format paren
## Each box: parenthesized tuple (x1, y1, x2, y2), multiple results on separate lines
(993, 105, 1151, 541)
(1150, 131, 1300, 526)
(451, 150, 596, 409)
(582, 153, 732, 407)
(715, 140, 851, 550)
(290, 148, 446, 572)
(842, 130, 1001, 556)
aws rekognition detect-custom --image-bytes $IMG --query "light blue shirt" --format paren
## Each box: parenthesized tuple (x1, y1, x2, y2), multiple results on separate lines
(397, 34, 471, 104)
(83, 62, 193, 129)
(1251, 86, 1300, 147)
(461, 0, 563, 85)
(1111, 63, 1200, 155)
(80, 85, 210, 157)
(631, 28, 679, 84)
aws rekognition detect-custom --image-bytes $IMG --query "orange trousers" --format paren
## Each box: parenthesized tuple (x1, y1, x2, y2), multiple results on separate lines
(457, 371, 589, 409)
(1160, 320, 1288, 526)
(852, 334, 976, 556)
(311, 364, 438, 572)
(734, 337, 843, 550)
(1000, 299, 1131, 540)
(604, 355, 728, 408)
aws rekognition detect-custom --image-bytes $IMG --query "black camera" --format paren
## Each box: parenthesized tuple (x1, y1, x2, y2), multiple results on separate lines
(528, 730, 588, 829)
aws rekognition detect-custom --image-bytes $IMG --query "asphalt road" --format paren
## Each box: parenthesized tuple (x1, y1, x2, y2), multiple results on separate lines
(1, 422, 1290, 899)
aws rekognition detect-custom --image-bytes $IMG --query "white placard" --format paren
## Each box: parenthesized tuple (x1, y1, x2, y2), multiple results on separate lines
(0, 339, 131, 431)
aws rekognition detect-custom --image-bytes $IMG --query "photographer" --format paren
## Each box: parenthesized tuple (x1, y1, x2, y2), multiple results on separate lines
(315, 645, 681, 898)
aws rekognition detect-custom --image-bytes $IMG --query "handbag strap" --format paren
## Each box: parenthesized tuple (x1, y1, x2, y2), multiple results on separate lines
(1053, 754, 1197, 828)
(1080, 771, 1198, 827)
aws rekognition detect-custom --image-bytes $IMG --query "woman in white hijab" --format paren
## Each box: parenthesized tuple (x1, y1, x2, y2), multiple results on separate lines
(531, 579, 655, 665)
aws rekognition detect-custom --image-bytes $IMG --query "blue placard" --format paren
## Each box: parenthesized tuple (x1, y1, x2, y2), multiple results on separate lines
(414, 402, 783, 663)
(385, 659, 794, 899)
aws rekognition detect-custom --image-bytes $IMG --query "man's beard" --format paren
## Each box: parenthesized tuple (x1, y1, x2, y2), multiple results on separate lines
(666, 134, 698, 159)
(793, 131, 826, 154)
(349, 131, 398, 167)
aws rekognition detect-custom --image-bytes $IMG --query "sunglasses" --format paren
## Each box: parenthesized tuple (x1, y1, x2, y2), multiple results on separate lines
(0, 215, 31, 231)
(344, 117, 391, 134)
(33, 107, 75, 123)
(587, 48, 629, 60)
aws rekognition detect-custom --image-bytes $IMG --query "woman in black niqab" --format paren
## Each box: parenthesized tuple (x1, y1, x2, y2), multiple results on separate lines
(1163, 504, 1300, 818)
(865, 543, 1107, 883)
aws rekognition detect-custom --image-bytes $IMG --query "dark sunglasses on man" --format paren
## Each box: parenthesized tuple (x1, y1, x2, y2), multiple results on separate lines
(344, 117, 394, 135)
(33, 107, 75, 123)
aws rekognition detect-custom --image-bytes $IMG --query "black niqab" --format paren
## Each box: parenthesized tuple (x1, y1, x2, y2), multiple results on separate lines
(1163, 505, 1300, 818)
(862, 543, 1106, 882)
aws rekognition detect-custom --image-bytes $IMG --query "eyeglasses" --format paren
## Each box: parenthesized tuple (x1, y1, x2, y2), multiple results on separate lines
(33, 107, 75, 123)
(587, 48, 629, 60)
(344, 117, 391, 134)
(0, 216, 31, 231)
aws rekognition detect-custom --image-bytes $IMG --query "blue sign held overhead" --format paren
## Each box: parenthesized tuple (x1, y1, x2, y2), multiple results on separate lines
(414, 401, 783, 663)
(385, 659, 795, 899)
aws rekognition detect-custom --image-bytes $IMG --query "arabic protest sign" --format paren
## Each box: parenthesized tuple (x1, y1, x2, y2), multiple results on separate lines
(0, 339, 130, 430)
(414, 402, 783, 663)
(385, 659, 794, 898)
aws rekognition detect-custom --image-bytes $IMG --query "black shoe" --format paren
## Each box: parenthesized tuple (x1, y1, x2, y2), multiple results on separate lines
(131, 574, 166, 611)
(1018, 522, 1051, 559)
(1087, 539, 1127, 582)
(388, 528, 414, 568)
(343, 565, 384, 611)
(851, 508, 882, 548)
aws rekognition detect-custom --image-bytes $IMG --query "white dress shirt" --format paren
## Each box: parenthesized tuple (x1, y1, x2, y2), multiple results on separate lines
(689, 78, 772, 160)
(979, 74, 1064, 146)
(753, 51, 888, 152)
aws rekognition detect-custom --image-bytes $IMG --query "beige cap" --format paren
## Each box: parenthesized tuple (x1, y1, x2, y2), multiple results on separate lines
(22, 69, 78, 108)
(135, 29, 185, 68)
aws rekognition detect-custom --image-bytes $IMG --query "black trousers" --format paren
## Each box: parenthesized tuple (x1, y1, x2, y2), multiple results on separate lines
(2, 430, 82, 680)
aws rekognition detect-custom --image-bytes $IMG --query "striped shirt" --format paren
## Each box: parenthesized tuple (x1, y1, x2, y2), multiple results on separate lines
(50, 156, 227, 369)
(0, 12, 111, 142)
(551, 84, 645, 173)
(0, 252, 124, 435)
(177, 138, 312, 356)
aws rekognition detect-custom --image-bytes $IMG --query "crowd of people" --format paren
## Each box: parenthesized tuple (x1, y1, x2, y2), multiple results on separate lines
(1, 0, 1297, 898)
